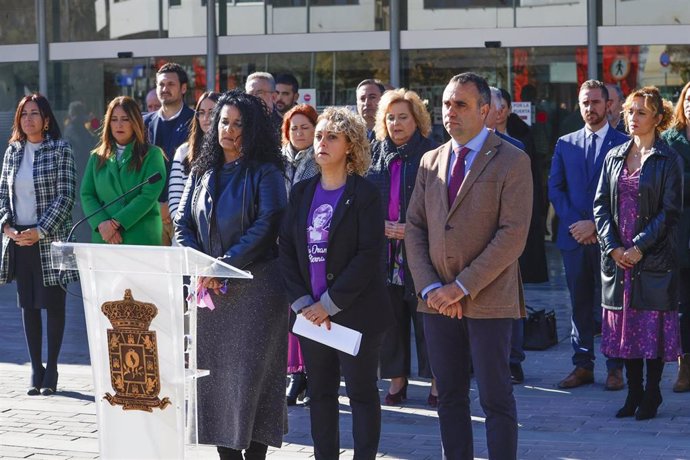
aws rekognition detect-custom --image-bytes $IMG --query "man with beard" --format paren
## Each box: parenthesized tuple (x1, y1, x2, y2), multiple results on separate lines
(549, 80, 628, 390)
(143, 62, 194, 245)
(275, 73, 300, 117)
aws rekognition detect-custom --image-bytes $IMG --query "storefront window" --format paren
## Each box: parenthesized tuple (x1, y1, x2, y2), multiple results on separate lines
(0, 62, 39, 144)
(407, 0, 587, 29)
(602, 0, 690, 26)
(0, 1, 36, 44)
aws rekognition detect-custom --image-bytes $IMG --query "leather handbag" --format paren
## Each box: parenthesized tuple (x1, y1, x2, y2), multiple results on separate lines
(523, 305, 558, 350)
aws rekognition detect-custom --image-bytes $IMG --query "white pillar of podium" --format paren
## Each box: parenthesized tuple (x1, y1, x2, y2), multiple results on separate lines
(51, 243, 251, 460)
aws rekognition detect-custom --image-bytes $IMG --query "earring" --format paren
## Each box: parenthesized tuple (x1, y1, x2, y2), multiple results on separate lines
(43, 125, 49, 132)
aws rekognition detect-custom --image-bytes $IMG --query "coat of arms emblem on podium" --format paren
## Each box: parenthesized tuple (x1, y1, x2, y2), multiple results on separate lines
(101, 289, 171, 412)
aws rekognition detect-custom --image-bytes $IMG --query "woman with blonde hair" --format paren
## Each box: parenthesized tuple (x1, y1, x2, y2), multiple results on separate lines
(80, 96, 166, 245)
(279, 107, 392, 459)
(661, 81, 690, 392)
(367, 88, 439, 406)
(594, 86, 682, 420)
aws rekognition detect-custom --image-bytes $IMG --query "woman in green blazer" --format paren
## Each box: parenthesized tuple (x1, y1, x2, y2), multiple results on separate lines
(80, 96, 166, 245)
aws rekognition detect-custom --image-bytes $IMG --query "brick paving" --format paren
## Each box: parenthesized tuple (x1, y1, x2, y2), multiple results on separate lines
(1, 243, 690, 459)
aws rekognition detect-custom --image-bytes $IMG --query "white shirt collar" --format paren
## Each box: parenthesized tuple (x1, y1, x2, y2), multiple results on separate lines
(585, 122, 609, 140)
(158, 104, 184, 121)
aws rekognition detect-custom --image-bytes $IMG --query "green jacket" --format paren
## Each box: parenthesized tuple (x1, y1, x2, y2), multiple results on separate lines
(80, 143, 166, 245)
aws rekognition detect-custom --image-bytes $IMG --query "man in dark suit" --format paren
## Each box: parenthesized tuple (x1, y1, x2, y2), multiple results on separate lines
(406, 73, 533, 460)
(549, 80, 629, 390)
(143, 62, 195, 246)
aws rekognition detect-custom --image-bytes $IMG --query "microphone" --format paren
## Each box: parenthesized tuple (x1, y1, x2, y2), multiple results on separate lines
(66, 172, 163, 243)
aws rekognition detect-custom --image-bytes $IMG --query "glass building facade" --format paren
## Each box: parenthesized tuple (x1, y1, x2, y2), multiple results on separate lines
(1, 0, 689, 153)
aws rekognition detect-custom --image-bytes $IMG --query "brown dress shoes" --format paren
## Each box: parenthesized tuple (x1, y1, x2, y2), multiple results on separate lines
(558, 367, 594, 389)
(605, 368, 625, 391)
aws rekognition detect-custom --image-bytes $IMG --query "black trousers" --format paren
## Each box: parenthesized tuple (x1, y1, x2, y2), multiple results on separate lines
(423, 314, 517, 460)
(12, 229, 66, 387)
(379, 285, 432, 379)
(299, 331, 384, 460)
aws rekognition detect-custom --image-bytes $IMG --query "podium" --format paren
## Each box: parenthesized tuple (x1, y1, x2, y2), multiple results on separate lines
(51, 242, 251, 460)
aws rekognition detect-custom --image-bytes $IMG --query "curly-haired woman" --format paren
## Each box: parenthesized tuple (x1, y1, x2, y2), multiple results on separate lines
(175, 90, 287, 460)
(279, 107, 392, 459)
(594, 86, 682, 420)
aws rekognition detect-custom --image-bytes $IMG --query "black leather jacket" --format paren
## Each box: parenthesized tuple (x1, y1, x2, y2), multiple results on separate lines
(593, 138, 683, 311)
(174, 159, 287, 270)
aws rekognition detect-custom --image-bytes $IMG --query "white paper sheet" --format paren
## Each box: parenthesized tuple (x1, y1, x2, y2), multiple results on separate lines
(292, 314, 363, 356)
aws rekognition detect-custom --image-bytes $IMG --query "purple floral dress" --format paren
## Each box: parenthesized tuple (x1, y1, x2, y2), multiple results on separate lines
(601, 165, 681, 362)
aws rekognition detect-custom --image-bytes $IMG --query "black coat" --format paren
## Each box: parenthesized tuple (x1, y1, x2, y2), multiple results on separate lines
(661, 127, 690, 268)
(174, 160, 287, 269)
(593, 138, 683, 311)
(506, 114, 549, 283)
(366, 130, 438, 299)
(279, 174, 392, 335)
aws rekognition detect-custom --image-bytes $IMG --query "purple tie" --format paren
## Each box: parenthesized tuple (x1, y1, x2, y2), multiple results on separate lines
(448, 146, 470, 204)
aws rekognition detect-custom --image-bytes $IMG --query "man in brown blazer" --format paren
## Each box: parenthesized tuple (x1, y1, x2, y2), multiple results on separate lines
(405, 73, 533, 460)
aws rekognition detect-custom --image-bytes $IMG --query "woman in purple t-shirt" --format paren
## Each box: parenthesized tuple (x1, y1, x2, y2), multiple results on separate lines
(280, 107, 392, 460)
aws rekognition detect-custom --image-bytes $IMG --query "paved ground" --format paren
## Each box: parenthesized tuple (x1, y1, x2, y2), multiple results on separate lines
(2, 243, 690, 459)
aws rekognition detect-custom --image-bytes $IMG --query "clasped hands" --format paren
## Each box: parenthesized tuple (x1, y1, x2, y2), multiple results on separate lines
(385, 220, 406, 240)
(3, 225, 39, 246)
(569, 220, 597, 245)
(98, 219, 122, 244)
(199, 276, 225, 295)
(610, 246, 642, 270)
(427, 282, 464, 319)
(301, 301, 331, 330)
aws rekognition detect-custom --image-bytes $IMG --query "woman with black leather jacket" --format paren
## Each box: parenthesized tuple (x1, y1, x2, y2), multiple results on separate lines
(175, 90, 287, 460)
(594, 86, 682, 421)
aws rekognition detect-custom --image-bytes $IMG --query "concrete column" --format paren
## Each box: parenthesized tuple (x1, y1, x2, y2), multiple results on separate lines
(36, 0, 48, 96)
(389, 0, 400, 88)
(587, 0, 598, 80)
(207, 0, 217, 91)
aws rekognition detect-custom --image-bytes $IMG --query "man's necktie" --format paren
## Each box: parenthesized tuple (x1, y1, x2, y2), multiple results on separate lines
(448, 146, 470, 205)
(586, 133, 598, 176)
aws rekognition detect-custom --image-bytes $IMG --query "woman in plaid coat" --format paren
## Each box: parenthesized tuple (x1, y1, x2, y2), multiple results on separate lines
(0, 94, 78, 396)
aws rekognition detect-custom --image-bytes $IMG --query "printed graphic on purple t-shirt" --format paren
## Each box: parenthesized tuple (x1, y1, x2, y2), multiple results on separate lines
(308, 182, 345, 300)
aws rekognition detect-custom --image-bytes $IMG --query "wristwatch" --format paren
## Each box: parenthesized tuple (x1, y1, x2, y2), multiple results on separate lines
(36, 227, 46, 240)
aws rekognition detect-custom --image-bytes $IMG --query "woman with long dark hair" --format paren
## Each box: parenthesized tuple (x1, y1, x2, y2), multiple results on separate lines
(0, 94, 78, 396)
(175, 90, 288, 460)
(80, 96, 166, 245)
(168, 91, 220, 220)
(594, 86, 681, 420)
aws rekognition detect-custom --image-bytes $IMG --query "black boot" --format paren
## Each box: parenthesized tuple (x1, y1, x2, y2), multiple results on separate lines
(636, 358, 664, 420)
(286, 372, 307, 406)
(243, 441, 268, 460)
(40, 367, 59, 396)
(616, 359, 643, 418)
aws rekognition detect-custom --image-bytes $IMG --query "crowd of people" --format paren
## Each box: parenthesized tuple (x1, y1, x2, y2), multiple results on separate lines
(2, 60, 690, 459)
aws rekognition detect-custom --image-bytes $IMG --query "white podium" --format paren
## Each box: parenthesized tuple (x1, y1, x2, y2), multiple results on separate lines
(51, 242, 251, 460)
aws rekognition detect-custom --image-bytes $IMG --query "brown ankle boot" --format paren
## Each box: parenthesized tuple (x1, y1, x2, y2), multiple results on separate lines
(673, 354, 690, 393)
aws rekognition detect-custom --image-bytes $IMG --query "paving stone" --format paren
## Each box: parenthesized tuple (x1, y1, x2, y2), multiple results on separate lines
(3, 244, 690, 459)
